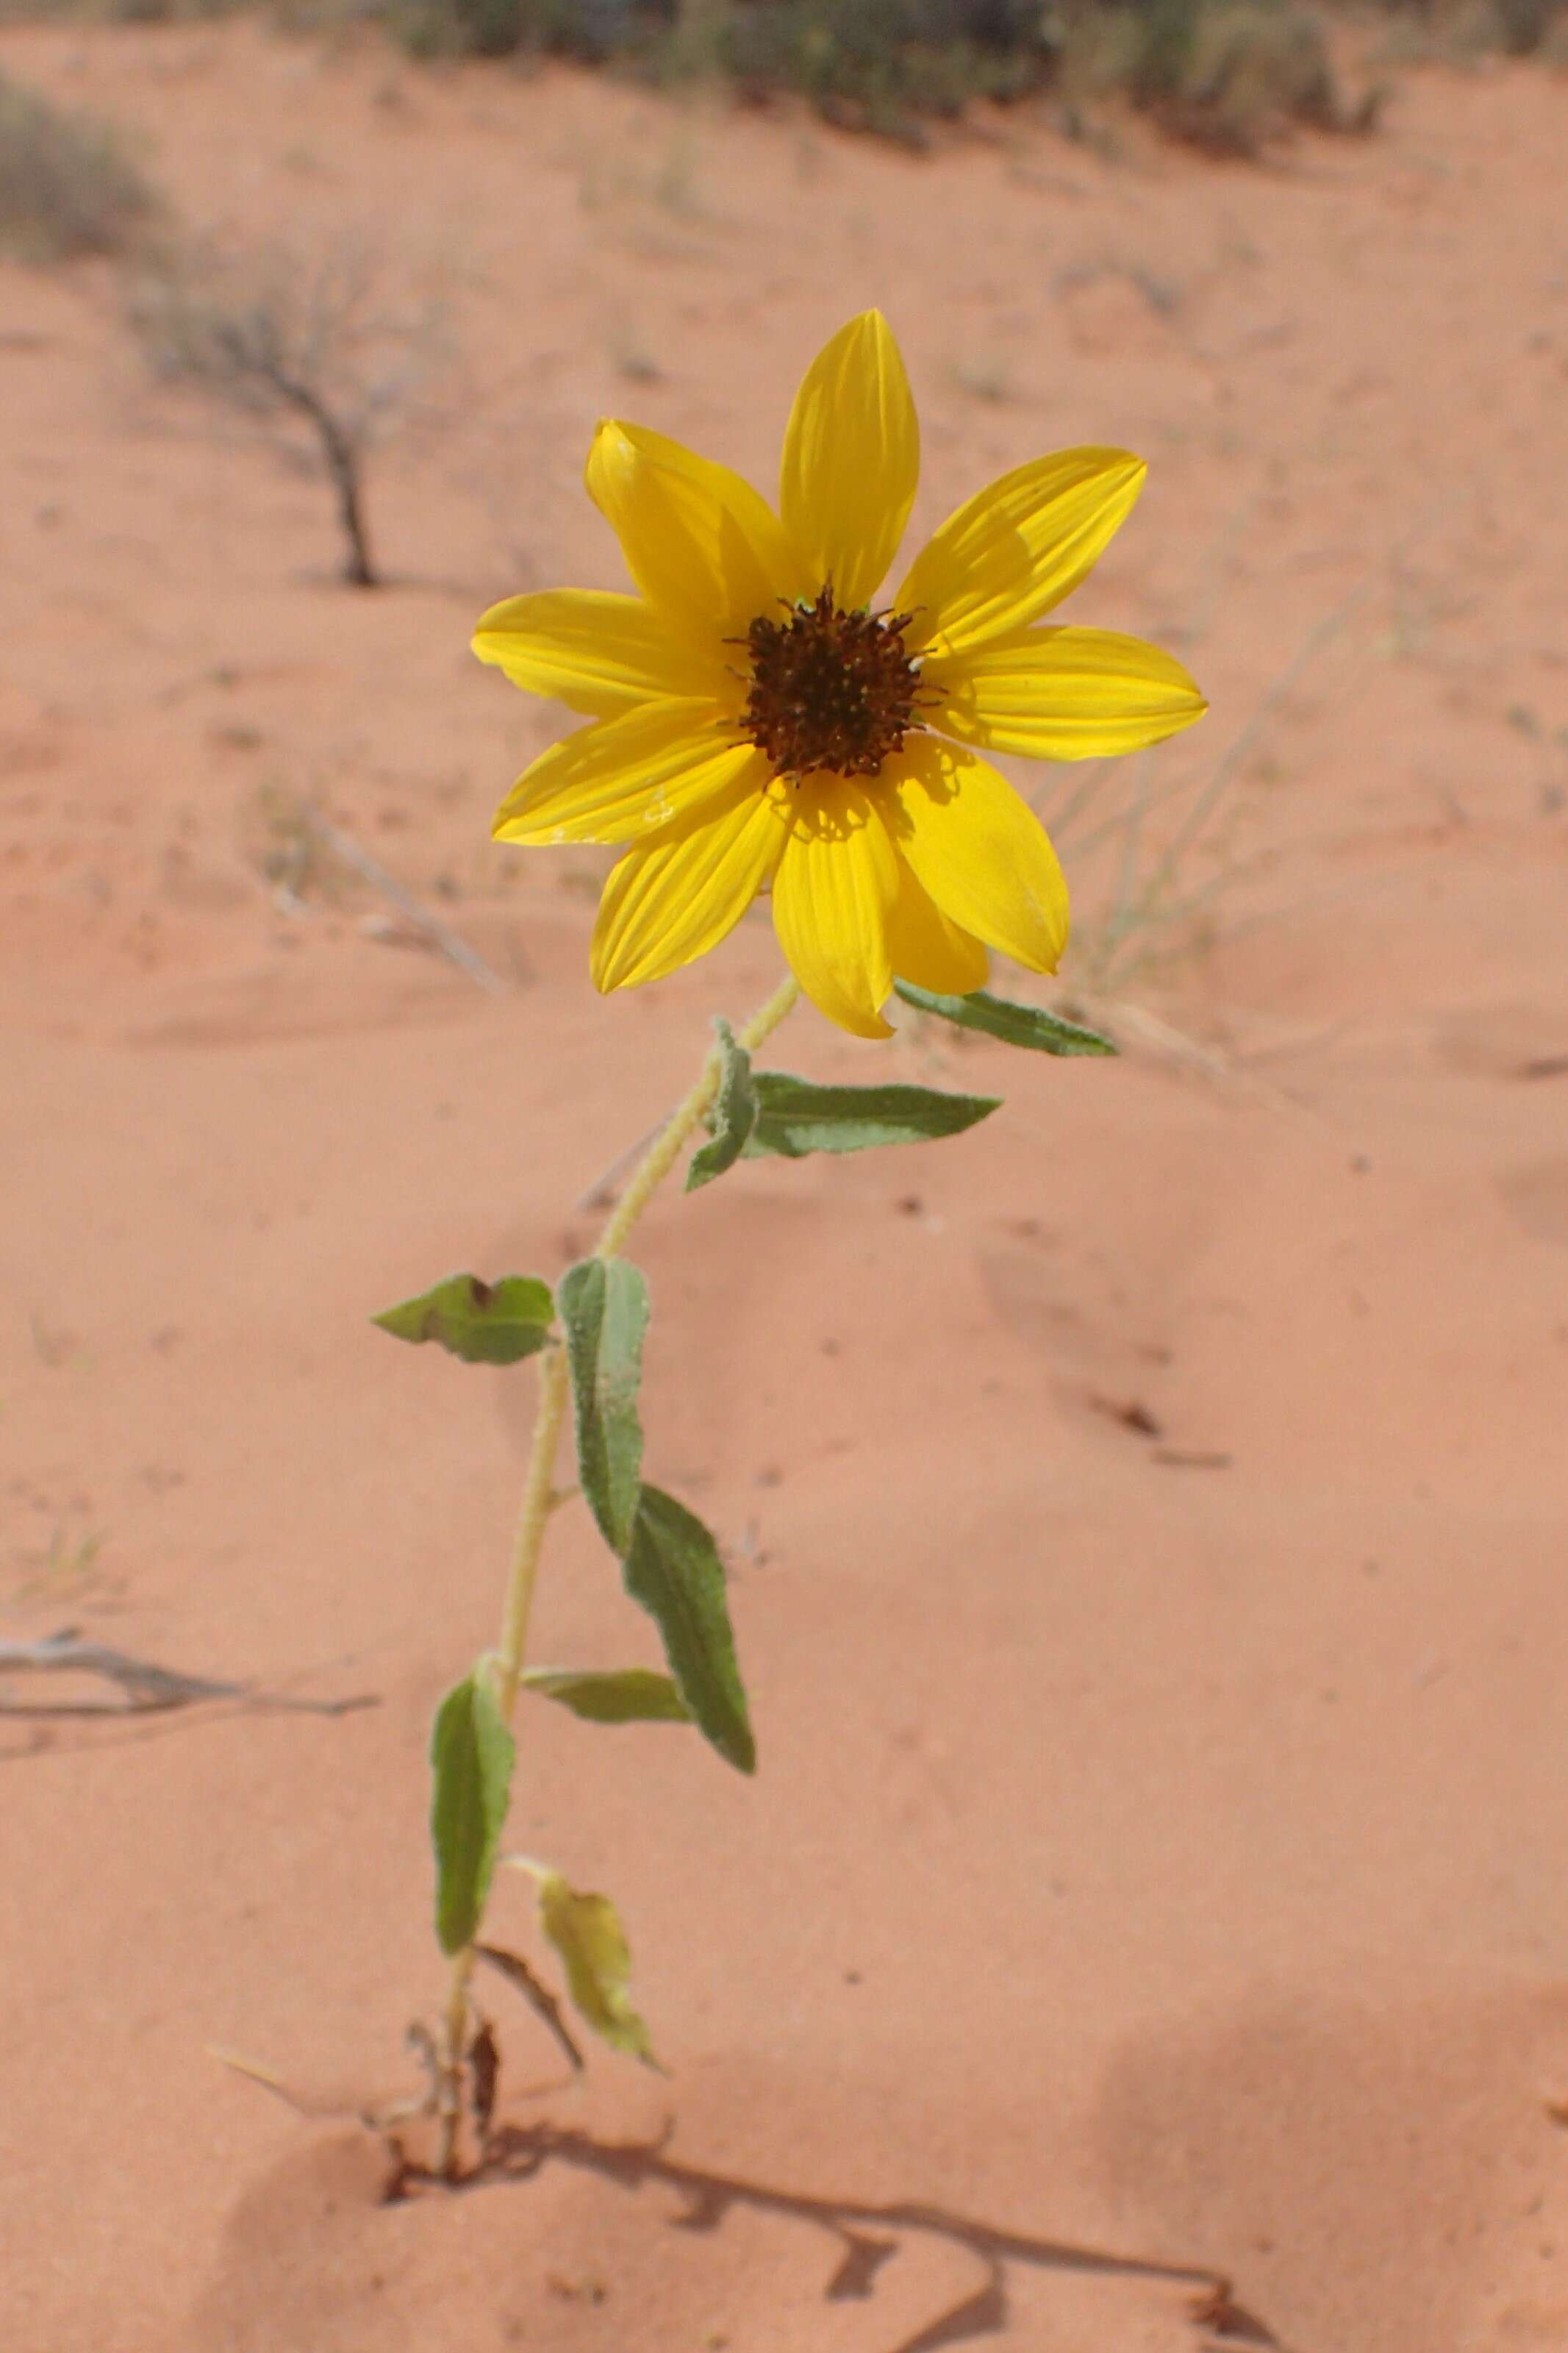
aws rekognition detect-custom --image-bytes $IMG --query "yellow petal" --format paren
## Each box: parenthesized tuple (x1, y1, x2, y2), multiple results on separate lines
(492, 701, 754, 846)
(885, 736, 1070, 974)
(591, 767, 789, 991)
(473, 589, 725, 718)
(585, 419, 804, 644)
(778, 310, 919, 614)
(884, 857, 990, 995)
(895, 449, 1146, 657)
(770, 779, 899, 1039)
(925, 624, 1207, 760)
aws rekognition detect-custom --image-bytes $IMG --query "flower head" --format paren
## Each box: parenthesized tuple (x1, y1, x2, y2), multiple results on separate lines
(476, 312, 1206, 1038)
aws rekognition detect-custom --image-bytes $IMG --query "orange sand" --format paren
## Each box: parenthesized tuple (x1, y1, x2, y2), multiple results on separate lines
(4, 26, 1568, 2349)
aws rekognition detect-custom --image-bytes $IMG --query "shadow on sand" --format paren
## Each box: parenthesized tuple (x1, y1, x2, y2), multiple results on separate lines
(390, 2118, 1285, 2352)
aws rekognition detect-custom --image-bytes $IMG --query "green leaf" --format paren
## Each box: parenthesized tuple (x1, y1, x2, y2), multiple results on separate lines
(740, 1072, 1001, 1160)
(522, 1666, 691, 1726)
(534, 1871, 659, 2068)
(892, 979, 1117, 1057)
(429, 1670, 515, 1957)
(557, 1257, 649, 1555)
(622, 1485, 753, 1774)
(373, 1272, 554, 1365)
(685, 1018, 758, 1193)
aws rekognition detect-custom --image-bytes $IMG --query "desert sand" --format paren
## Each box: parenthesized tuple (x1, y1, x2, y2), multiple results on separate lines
(4, 22, 1568, 2350)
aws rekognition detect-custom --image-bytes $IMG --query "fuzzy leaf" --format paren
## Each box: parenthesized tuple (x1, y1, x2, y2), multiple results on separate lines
(429, 1671, 514, 1957)
(686, 1018, 759, 1193)
(622, 1485, 753, 1773)
(534, 1871, 659, 2068)
(373, 1272, 554, 1365)
(893, 979, 1117, 1057)
(740, 1073, 1000, 1160)
(522, 1666, 691, 1725)
(558, 1257, 648, 1555)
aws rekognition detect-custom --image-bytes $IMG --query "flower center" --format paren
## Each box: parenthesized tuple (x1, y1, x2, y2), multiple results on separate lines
(737, 587, 926, 782)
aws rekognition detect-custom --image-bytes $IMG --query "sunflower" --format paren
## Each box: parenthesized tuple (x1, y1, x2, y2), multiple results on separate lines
(476, 311, 1206, 1039)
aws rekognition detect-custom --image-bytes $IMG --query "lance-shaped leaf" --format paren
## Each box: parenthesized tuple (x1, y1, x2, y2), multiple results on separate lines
(893, 979, 1117, 1057)
(686, 1018, 759, 1193)
(522, 1666, 690, 1725)
(557, 1257, 648, 1555)
(429, 1669, 515, 1956)
(373, 1272, 554, 1365)
(622, 1485, 753, 1774)
(533, 1868, 659, 2068)
(740, 1073, 1000, 1160)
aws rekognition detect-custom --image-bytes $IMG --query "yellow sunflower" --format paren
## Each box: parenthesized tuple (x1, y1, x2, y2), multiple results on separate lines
(476, 311, 1206, 1039)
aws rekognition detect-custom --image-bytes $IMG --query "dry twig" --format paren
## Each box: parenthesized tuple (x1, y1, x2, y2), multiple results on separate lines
(305, 814, 508, 993)
(127, 233, 447, 588)
(0, 1627, 376, 1718)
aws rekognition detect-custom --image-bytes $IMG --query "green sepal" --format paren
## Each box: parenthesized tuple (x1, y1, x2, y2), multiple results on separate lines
(740, 1072, 1001, 1159)
(429, 1668, 515, 1956)
(622, 1484, 754, 1774)
(685, 1018, 758, 1193)
(522, 1666, 691, 1725)
(892, 980, 1117, 1057)
(557, 1257, 648, 1556)
(373, 1272, 554, 1365)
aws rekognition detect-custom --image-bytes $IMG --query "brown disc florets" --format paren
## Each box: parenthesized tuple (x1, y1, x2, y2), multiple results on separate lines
(737, 586, 926, 782)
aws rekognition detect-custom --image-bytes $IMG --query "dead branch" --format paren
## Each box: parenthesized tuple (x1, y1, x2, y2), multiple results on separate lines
(126, 233, 448, 588)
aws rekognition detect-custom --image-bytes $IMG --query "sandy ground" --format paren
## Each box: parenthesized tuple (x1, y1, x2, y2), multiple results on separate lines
(3, 22, 1568, 2350)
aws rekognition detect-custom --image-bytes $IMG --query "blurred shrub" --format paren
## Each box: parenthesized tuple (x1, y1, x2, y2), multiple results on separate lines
(1489, 0, 1562, 46)
(0, 0, 246, 20)
(0, 68, 157, 260)
(1364, 0, 1567, 54)
(387, 0, 665, 59)
(0, 0, 1391, 152)
(712, 0, 1055, 142)
(381, 0, 1358, 150)
(1072, 0, 1343, 151)
(1486, 0, 1566, 49)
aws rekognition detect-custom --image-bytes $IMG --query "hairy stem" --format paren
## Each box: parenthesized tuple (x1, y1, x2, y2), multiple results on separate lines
(435, 969, 801, 2171)
(596, 971, 800, 1258)
(494, 1343, 570, 1721)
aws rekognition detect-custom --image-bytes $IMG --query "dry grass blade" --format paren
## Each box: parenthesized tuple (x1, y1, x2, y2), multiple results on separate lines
(1048, 500, 1449, 999)
(305, 815, 509, 993)
(475, 1943, 584, 2073)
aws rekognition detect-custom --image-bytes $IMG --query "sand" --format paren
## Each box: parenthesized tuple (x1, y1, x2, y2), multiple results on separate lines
(3, 22, 1568, 2350)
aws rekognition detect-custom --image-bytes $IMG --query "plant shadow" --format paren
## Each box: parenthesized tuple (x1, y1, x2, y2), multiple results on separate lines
(395, 2118, 1286, 2352)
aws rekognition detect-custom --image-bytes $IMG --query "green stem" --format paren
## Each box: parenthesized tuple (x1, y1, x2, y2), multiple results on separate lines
(494, 1343, 570, 1722)
(435, 969, 801, 2171)
(596, 971, 800, 1259)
